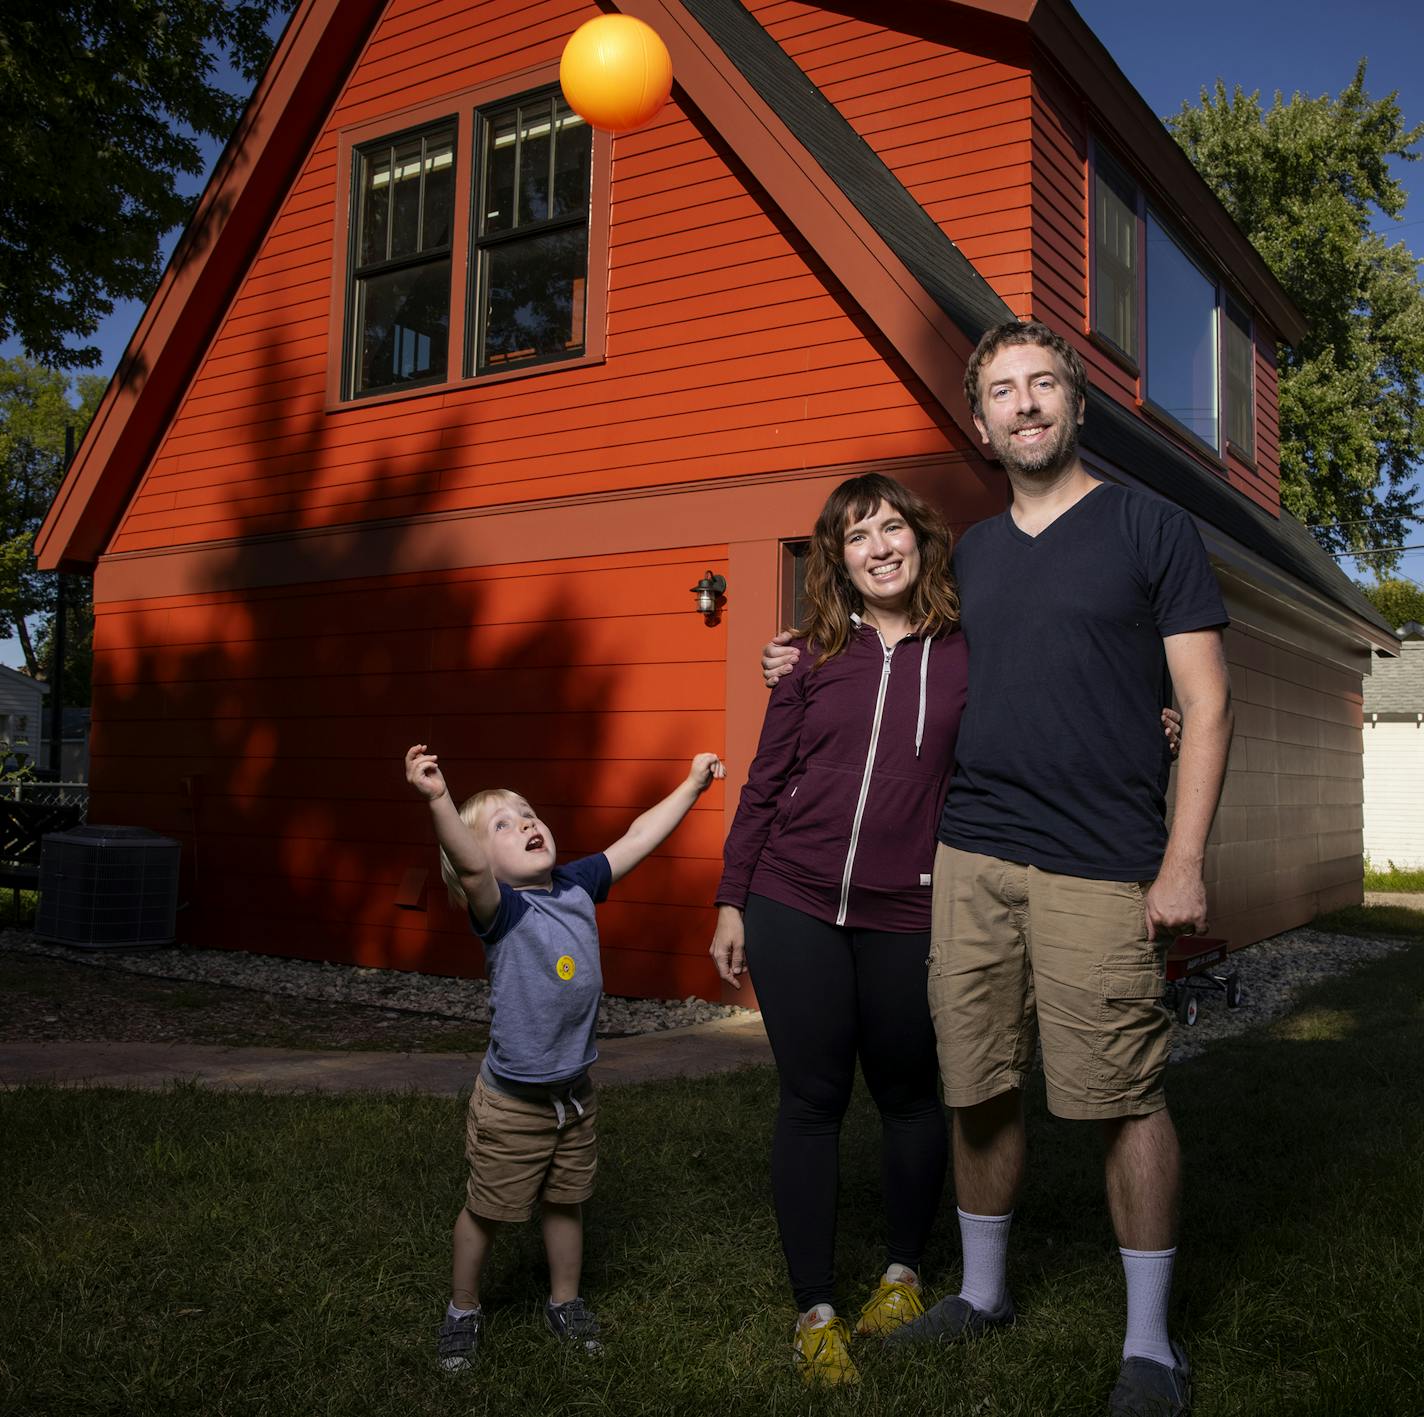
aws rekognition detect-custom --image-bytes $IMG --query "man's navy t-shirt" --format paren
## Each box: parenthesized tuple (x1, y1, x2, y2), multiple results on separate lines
(938, 482, 1228, 880)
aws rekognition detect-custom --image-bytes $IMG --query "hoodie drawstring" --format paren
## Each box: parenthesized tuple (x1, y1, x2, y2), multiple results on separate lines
(915, 635, 932, 757)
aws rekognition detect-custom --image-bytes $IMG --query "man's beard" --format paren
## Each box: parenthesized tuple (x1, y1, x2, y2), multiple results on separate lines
(986, 413, 1079, 479)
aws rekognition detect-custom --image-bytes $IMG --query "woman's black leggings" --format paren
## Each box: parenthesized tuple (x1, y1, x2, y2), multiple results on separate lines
(743, 893, 948, 1312)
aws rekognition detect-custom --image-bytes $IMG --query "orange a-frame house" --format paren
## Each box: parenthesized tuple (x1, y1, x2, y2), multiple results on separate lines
(36, 0, 1396, 1000)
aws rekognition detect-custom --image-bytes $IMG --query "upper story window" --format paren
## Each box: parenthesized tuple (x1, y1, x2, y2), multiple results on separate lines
(471, 93, 592, 374)
(335, 80, 608, 406)
(348, 123, 456, 398)
(1145, 211, 1218, 450)
(1090, 143, 1256, 463)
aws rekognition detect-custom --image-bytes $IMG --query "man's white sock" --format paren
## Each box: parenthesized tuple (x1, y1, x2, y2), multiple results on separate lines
(1120, 1247, 1176, 1367)
(957, 1207, 1012, 1316)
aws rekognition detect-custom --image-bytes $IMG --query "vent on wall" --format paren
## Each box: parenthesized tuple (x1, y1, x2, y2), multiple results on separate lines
(36, 826, 182, 949)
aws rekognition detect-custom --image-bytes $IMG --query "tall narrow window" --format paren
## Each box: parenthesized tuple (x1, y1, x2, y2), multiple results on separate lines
(1145, 211, 1218, 451)
(1093, 149, 1139, 361)
(348, 122, 456, 397)
(781, 541, 811, 629)
(471, 90, 592, 373)
(1223, 300, 1255, 459)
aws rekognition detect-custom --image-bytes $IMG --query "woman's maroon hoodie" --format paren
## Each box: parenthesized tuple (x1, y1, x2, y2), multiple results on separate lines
(717, 621, 969, 934)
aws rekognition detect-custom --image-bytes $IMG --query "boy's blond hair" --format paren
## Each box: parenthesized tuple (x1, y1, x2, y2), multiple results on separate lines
(439, 787, 522, 907)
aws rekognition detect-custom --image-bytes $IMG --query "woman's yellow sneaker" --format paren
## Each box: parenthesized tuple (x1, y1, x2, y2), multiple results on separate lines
(793, 1310, 860, 1386)
(855, 1278, 925, 1336)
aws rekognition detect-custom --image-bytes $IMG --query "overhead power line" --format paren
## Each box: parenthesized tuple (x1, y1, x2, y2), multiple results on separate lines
(1308, 511, 1423, 531)
(1329, 544, 1424, 558)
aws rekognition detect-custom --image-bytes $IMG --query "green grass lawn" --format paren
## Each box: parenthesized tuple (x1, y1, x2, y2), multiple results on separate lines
(3, 944, 1422, 1416)
(1362, 862, 1424, 894)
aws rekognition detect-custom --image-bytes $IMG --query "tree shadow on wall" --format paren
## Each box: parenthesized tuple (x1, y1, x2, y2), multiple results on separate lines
(89, 319, 727, 995)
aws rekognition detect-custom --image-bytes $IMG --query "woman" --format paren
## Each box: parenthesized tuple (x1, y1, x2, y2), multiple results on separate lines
(709, 473, 965, 1386)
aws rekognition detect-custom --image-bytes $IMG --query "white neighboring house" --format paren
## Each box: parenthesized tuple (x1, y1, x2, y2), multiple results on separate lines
(0, 665, 48, 768)
(1363, 626, 1424, 870)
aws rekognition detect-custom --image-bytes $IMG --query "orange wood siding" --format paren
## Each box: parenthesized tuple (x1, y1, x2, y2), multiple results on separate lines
(1244, 330, 1282, 513)
(88, 546, 730, 998)
(1030, 63, 1284, 515)
(749, 0, 1033, 312)
(106, 0, 965, 557)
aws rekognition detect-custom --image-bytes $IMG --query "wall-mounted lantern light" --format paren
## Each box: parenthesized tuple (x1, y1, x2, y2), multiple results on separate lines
(691, 571, 726, 615)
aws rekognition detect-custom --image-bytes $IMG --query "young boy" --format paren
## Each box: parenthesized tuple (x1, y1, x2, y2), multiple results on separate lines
(403, 743, 725, 1370)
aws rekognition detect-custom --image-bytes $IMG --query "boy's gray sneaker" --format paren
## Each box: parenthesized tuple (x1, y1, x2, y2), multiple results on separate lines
(883, 1293, 1015, 1345)
(544, 1296, 603, 1355)
(437, 1307, 484, 1371)
(1108, 1341, 1192, 1416)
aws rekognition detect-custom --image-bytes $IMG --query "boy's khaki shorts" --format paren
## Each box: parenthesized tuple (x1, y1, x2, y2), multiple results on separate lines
(928, 844, 1171, 1120)
(464, 1073, 598, 1221)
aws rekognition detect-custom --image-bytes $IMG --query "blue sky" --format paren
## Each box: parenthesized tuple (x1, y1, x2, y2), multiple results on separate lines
(5, 0, 1423, 666)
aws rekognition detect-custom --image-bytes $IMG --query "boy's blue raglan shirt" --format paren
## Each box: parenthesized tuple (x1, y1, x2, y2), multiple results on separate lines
(470, 854, 611, 1086)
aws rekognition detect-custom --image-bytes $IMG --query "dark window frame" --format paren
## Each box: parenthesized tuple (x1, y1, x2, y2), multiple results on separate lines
(467, 86, 594, 378)
(327, 71, 611, 412)
(343, 117, 459, 401)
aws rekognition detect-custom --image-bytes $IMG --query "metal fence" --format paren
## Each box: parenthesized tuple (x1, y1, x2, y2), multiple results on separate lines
(0, 781, 89, 808)
(0, 783, 89, 868)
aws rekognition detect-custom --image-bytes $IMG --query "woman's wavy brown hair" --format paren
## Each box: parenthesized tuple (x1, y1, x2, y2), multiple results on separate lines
(797, 473, 959, 665)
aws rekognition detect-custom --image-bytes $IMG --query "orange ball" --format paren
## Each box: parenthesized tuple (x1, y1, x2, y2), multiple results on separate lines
(559, 14, 673, 135)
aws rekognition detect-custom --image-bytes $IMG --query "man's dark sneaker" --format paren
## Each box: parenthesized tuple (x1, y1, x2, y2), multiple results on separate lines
(436, 1307, 484, 1371)
(883, 1293, 1015, 1345)
(1108, 1340, 1192, 1416)
(544, 1297, 604, 1355)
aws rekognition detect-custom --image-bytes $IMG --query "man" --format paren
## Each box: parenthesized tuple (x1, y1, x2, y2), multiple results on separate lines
(765, 320, 1233, 1416)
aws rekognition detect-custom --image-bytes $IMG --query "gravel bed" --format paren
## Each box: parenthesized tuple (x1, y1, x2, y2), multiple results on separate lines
(2, 920, 1414, 1055)
(0, 929, 749, 1038)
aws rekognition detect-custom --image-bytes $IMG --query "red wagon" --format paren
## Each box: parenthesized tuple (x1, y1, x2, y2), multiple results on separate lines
(1164, 936, 1242, 1026)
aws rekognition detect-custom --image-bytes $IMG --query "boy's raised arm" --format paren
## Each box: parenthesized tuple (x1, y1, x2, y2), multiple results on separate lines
(404, 745, 502, 924)
(604, 753, 724, 884)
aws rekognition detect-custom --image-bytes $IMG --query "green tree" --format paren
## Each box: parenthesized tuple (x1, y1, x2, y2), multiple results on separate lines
(1168, 63, 1424, 565)
(0, 0, 293, 370)
(1360, 576, 1424, 630)
(0, 358, 105, 700)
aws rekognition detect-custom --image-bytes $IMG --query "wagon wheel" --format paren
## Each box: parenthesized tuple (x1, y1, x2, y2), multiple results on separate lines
(1224, 973, 1241, 1009)
(1176, 991, 1198, 1026)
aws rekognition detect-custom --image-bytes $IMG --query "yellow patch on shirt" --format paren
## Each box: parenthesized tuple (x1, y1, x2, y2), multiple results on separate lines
(555, 955, 576, 981)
